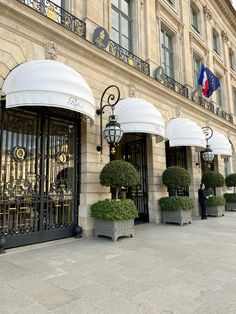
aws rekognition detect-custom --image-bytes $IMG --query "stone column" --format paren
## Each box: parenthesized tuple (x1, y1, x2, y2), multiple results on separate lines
(180, 0, 193, 86)
(83, 0, 104, 42)
(222, 32, 234, 114)
(143, 1, 159, 75)
(147, 137, 168, 224)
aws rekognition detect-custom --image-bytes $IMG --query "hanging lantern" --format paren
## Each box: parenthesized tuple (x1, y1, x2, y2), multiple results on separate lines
(103, 115, 123, 146)
(202, 145, 214, 164)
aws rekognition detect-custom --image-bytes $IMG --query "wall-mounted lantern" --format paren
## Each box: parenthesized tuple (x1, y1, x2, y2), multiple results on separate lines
(96, 85, 123, 158)
(202, 126, 214, 166)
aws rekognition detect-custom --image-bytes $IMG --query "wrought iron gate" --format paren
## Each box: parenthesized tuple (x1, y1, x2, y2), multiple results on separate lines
(125, 137, 149, 222)
(0, 107, 79, 248)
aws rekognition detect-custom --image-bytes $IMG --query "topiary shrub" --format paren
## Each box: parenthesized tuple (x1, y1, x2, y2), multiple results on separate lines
(225, 173, 236, 193)
(206, 196, 225, 207)
(162, 166, 191, 196)
(201, 171, 225, 189)
(159, 196, 194, 211)
(91, 199, 138, 220)
(224, 193, 236, 203)
(100, 160, 138, 199)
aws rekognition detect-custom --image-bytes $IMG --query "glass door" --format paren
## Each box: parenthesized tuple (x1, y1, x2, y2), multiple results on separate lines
(0, 107, 79, 248)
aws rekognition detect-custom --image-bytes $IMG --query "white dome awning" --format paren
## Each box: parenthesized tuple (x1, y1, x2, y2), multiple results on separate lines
(208, 131, 232, 157)
(114, 98, 165, 142)
(1, 60, 96, 121)
(166, 118, 206, 149)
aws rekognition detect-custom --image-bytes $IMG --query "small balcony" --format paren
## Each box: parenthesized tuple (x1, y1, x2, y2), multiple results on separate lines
(192, 91, 233, 124)
(15, 1, 234, 125)
(159, 74, 189, 99)
(109, 40, 150, 76)
(17, 0, 86, 38)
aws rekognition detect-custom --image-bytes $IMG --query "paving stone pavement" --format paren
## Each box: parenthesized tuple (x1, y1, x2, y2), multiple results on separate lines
(1, 212, 236, 314)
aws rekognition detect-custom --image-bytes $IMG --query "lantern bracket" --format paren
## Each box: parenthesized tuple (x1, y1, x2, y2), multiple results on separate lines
(96, 85, 122, 156)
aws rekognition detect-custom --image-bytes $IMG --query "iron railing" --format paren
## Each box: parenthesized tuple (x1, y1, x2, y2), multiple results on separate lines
(17, 0, 86, 38)
(15, 0, 234, 125)
(216, 107, 233, 123)
(160, 74, 189, 98)
(109, 40, 150, 75)
(192, 94, 215, 113)
(192, 93, 234, 124)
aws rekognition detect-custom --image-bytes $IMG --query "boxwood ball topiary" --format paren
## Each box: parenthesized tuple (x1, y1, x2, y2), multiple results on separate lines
(100, 160, 138, 189)
(206, 196, 225, 207)
(162, 166, 191, 189)
(225, 173, 236, 188)
(90, 199, 138, 220)
(159, 196, 194, 211)
(201, 171, 225, 188)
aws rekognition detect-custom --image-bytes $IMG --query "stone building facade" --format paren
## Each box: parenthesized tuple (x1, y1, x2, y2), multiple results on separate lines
(0, 0, 236, 248)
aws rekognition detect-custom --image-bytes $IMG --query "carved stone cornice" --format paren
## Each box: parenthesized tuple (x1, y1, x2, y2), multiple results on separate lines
(203, 5, 212, 21)
(214, 0, 236, 32)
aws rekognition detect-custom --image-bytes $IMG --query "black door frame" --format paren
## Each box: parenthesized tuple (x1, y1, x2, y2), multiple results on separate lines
(0, 103, 81, 248)
(124, 134, 149, 222)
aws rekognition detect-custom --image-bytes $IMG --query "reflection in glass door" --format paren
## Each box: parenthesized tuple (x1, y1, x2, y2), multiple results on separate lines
(0, 107, 79, 248)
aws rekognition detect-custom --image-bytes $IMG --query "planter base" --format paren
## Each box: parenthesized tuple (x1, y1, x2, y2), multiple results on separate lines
(206, 206, 225, 217)
(226, 202, 236, 211)
(162, 209, 192, 226)
(94, 219, 134, 241)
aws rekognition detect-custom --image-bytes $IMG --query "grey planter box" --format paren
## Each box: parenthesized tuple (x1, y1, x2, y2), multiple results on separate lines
(94, 218, 134, 241)
(226, 202, 236, 211)
(206, 206, 225, 217)
(162, 209, 192, 226)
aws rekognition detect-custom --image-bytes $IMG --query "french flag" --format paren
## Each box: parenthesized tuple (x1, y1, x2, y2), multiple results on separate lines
(198, 64, 220, 98)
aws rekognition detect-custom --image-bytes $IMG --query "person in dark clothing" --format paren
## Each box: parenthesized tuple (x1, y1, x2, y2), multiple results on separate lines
(198, 183, 207, 219)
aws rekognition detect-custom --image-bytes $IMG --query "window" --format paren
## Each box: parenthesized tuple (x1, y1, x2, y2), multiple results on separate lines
(191, 4, 200, 33)
(216, 76, 222, 108)
(161, 28, 174, 78)
(111, 0, 132, 51)
(233, 88, 236, 114)
(213, 29, 220, 54)
(50, 0, 64, 7)
(166, 0, 174, 6)
(193, 56, 201, 89)
(229, 48, 235, 71)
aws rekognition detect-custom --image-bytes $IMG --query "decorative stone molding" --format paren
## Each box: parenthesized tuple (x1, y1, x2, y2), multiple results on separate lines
(205, 120, 209, 127)
(203, 5, 212, 20)
(214, 0, 236, 31)
(128, 85, 135, 98)
(221, 30, 229, 44)
(44, 41, 57, 60)
(192, 89, 199, 103)
(175, 105, 181, 118)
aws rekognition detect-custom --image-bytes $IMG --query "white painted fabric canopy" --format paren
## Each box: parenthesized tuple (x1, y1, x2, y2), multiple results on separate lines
(208, 131, 232, 157)
(165, 118, 206, 149)
(1, 60, 96, 121)
(114, 98, 165, 142)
